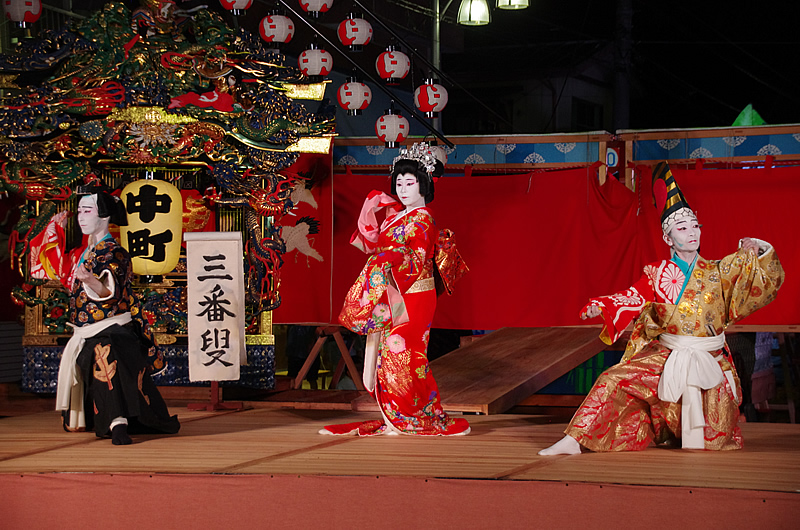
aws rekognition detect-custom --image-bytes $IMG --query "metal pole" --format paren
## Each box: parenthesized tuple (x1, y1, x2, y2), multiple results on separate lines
(432, 0, 442, 133)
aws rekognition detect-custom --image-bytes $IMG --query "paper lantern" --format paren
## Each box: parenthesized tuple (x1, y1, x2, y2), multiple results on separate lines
(120, 179, 183, 277)
(299, 45, 333, 78)
(219, 0, 252, 16)
(299, 0, 333, 18)
(337, 80, 371, 116)
(376, 46, 410, 85)
(337, 14, 372, 51)
(3, 0, 42, 28)
(375, 109, 409, 148)
(259, 15, 294, 45)
(414, 80, 449, 117)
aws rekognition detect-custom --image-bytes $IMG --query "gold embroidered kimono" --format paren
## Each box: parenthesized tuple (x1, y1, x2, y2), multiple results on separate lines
(568, 242, 784, 451)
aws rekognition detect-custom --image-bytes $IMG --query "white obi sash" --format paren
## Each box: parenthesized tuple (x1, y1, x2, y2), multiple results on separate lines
(56, 313, 132, 430)
(657, 332, 735, 449)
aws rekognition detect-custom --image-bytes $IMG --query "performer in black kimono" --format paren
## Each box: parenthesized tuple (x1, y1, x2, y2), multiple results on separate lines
(31, 186, 180, 444)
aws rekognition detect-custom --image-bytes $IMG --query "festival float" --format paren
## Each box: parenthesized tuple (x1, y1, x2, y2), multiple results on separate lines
(0, 1, 335, 392)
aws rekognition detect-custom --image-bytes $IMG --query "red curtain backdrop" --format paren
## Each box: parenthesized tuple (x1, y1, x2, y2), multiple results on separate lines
(325, 164, 798, 329)
(332, 166, 642, 329)
(272, 153, 334, 324)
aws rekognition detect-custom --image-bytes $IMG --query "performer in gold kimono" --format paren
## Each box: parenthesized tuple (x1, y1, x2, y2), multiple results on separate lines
(540, 162, 784, 454)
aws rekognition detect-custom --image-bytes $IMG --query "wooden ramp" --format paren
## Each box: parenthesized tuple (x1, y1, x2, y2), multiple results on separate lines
(354, 326, 605, 414)
(432, 326, 604, 414)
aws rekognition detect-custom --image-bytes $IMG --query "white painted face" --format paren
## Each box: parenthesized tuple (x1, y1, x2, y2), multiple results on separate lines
(664, 217, 701, 253)
(77, 195, 107, 237)
(395, 172, 424, 209)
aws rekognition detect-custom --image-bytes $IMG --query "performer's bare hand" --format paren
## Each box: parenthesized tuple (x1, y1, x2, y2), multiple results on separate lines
(581, 305, 601, 320)
(76, 265, 111, 297)
(740, 238, 759, 252)
(75, 265, 93, 283)
(52, 210, 70, 228)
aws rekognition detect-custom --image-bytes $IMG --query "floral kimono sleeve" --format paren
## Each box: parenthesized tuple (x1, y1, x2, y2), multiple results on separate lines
(388, 214, 435, 294)
(339, 256, 397, 335)
(718, 241, 784, 324)
(582, 273, 656, 345)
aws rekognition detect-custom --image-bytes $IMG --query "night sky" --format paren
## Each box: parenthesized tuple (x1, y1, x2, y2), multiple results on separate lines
(66, 1, 800, 134)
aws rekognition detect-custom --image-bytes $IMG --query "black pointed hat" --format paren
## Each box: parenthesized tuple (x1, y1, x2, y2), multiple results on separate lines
(652, 161, 695, 234)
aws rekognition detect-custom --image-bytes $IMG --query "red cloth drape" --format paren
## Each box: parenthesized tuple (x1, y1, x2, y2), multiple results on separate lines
(326, 165, 797, 329)
(271, 153, 334, 324)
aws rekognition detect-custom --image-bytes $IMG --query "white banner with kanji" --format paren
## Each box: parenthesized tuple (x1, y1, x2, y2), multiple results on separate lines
(185, 232, 246, 382)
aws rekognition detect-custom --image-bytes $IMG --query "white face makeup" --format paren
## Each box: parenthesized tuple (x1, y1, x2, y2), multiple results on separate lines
(77, 195, 109, 239)
(665, 217, 701, 253)
(395, 172, 425, 209)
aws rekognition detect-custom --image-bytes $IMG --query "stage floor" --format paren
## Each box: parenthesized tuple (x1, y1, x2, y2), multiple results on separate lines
(1, 407, 799, 493)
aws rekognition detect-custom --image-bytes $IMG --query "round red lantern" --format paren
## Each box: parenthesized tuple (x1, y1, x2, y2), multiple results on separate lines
(337, 80, 371, 116)
(337, 14, 372, 51)
(414, 79, 449, 117)
(298, 45, 333, 78)
(299, 0, 334, 18)
(259, 15, 294, 46)
(376, 46, 410, 85)
(3, 0, 42, 28)
(375, 109, 409, 148)
(219, 0, 252, 16)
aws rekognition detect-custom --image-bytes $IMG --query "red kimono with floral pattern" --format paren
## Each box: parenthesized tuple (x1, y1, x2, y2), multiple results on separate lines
(323, 192, 469, 436)
(567, 242, 784, 451)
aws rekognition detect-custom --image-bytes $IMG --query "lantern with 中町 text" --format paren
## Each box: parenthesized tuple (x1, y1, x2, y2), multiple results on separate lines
(376, 46, 410, 85)
(3, 0, 42, 28)
(376, 109, 409, 148)
(259, 15, 294, 46)
(337, 14, 372, 51)
(120, 179, 183, 277)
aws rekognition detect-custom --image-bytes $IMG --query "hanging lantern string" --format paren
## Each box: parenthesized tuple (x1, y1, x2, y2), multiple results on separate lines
(272, 0, 453, 149)
(352, 0, 514, 132)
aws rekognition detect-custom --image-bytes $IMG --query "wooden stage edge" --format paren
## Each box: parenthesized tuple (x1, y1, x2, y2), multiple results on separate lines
(2, 409, 799, 529)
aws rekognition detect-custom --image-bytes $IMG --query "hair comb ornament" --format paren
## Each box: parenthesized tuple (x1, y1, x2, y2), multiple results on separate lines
(392, 142, 437, 175)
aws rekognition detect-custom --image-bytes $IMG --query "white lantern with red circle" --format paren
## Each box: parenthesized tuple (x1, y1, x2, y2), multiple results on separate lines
(414, 79, 449, 117)
(299, 0, 334, 18)
(376, 46, 410, 85)
(259, 15, 294, 46)
(3, 0, 42, 28)
(337, 79, 372, 116)
(375, 109, 409, 148)
(337, 14, 372, 51)
(219, 0, 252, 16)
(299, 44, 333, 78)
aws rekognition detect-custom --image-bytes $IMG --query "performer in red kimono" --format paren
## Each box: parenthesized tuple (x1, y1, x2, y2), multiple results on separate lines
(321, 143, 470, 436)
(540, 162, 784, 454)
(30, 186, 179, 445)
